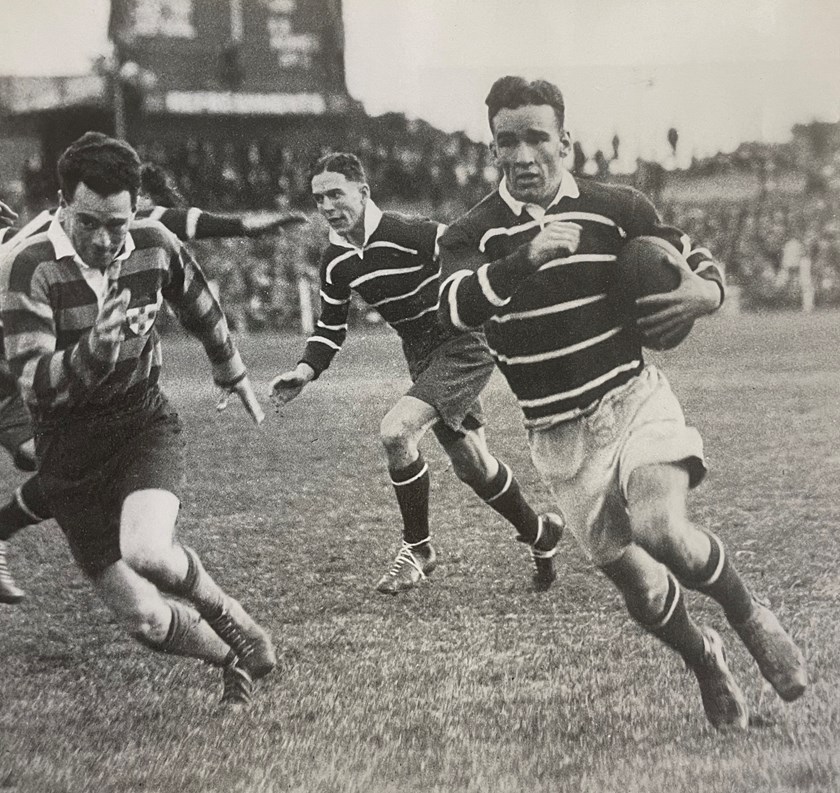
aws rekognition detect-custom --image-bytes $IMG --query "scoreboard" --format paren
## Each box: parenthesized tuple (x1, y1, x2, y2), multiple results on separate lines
(110, 0, 351, 115)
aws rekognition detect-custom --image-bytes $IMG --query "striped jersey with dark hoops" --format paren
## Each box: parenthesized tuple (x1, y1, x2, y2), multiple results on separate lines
(300, 211, 449, 376)
(438, 177, 723, 429)
(0, 217, 244, 429)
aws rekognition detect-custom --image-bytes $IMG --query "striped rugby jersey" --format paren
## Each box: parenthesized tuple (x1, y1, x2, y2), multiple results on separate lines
(0, 204, 246, 395)
(0, 215, 244, 428)
(300, 202, 450, 376)
(439, 174, 723, 429)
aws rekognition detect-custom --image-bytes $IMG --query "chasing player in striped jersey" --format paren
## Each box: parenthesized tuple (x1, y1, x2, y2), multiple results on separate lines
(0, 162, 305, 604)
(438, 76, 807, 730)
(270, 152, 562, 594)
(0, 132, 274, 707)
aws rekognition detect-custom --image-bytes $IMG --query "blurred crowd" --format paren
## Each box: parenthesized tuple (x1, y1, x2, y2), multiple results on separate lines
(16, 114, 840, 328)
(22, 113, 498, 219)
(664, 188, 840, 311)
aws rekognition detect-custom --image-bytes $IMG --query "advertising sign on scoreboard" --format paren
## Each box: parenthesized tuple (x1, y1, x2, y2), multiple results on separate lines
(109, 0, 349, 114)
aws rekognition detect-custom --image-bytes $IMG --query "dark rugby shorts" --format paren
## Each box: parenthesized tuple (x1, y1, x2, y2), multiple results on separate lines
(404, 331, 493, 441)
(36, 390, 185, 578)
(0, 392, 34, 458)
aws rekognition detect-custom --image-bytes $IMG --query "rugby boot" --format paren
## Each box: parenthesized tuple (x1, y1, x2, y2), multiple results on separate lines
(375, 541, 437, 594)
(219, 656, 254, 710)
(205, 598, 277, 680)
(731, 596, 807, 702)
(0, 541, 24, 604)
(690, 627, 749, 731)
(519, 512, 564, 592)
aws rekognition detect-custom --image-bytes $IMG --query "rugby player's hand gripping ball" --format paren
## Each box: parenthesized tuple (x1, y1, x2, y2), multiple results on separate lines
(618, 236, 717, 350)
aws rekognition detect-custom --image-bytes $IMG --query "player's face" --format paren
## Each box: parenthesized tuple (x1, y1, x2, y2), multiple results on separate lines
(491, 104, 571, 206)
(61, 182, 135, 270)
(311, 171, 368, 242)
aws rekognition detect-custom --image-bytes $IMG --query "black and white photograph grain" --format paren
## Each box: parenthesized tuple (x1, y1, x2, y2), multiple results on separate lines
(0, 1, 838, 791)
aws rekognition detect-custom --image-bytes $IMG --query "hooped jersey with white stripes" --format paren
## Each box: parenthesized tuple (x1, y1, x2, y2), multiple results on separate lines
(438, 178, 723, 430)
(300, 212, 452, 376)
(0, 205, 236, 400)
(0, 218, 244, 429)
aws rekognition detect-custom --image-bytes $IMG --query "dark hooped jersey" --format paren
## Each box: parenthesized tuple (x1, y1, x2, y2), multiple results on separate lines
(300, 209, 451, 377)
(0, 217, 244, 429)
(438, 176, 723, 429)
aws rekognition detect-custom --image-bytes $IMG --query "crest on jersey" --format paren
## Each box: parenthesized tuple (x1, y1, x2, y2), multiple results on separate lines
(125, 293, 163, 338)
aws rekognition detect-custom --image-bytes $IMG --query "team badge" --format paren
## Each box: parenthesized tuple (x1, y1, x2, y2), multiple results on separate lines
(125, 293, 163, 338)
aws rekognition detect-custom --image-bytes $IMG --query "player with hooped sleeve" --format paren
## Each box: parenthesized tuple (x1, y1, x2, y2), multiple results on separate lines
(437, 75, 807, 731)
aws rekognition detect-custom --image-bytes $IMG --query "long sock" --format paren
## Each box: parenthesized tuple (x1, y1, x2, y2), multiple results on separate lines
(390, 454, 430, 545)
(632, 574, 706, 666)
(136, 600, 232, 666)
(165, 545, 228, 619)
(470, 458, 539, 543)
(161, 546, 273, 677)
(684, 532, 753, 624)
(0, 475, 51, 541)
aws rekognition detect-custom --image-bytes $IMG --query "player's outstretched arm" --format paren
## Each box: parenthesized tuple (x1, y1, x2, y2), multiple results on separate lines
(269, 363, 315, 407)
(150, 206, 306, 241)
(162, 240, 253, 404)
(241, 211, 309, 236)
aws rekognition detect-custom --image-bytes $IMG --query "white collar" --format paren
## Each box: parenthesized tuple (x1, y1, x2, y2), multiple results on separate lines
(498, 172, 580, 220)
(328, 200, 383, 250)
(47, 212, 136, 269)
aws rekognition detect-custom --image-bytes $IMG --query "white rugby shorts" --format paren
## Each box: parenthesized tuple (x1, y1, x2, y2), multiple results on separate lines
(527, 365, 706, 566)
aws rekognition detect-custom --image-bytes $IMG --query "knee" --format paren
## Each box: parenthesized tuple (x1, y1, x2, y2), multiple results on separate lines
(121, 536, 178, 584)
(621, 581, 669, 624)
(379, 412, 417, 456)
(124, 600, 171, 645)
(600, 552, 670, 623)
(628, 500, 688, 559)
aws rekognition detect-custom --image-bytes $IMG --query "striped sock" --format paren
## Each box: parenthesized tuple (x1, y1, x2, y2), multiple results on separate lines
(634, 574, 706, 666)
(390, 455, 430, 545)
(689, 532, 754, 624)
(471, 459, 540, 543)
(138, 601, 231, 666)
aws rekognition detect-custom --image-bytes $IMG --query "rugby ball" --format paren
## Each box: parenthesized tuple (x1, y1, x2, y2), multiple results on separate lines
(617, 235, 693, 350)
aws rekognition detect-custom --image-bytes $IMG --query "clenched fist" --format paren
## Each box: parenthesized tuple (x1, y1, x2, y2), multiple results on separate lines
(527, 220, 582, 267)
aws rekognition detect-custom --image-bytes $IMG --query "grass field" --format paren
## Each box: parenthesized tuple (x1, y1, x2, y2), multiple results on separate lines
(1, 310, 839, 793)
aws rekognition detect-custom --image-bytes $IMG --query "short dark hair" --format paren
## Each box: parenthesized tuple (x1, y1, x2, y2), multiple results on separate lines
(57, 131, 142, 205)
(309, 152, 367, 185)
(485, 76, 566, 133)
(140, 162, 186, 208)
